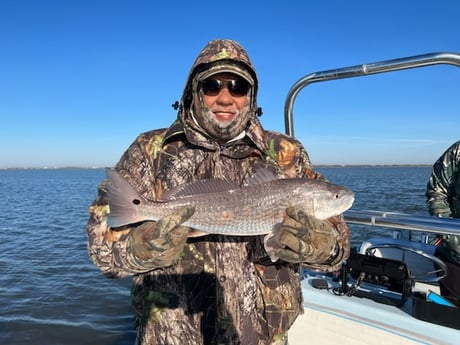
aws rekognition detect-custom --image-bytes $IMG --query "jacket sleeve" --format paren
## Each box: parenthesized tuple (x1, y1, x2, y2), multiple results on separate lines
(86, 132, 162, 278)
(426, 141, 460, 217)
(275, 135, 351, 272)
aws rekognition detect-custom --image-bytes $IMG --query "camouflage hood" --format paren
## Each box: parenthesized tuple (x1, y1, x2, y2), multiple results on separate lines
(180, 39, 258, 113)
(177, 39, 260, 142)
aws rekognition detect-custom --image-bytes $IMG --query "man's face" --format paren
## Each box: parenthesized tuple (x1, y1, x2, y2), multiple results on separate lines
(193, 72, 252, 143)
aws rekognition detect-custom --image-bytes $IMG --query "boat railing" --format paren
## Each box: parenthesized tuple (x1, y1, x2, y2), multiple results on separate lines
(345, 210, 460, 240)
(283, 52, 460, 239)
(284, 52, 460, 137)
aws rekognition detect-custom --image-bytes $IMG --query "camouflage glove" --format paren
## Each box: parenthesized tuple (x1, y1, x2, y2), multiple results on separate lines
(273, 206, 339, 264)
(126, 206, 195, 269)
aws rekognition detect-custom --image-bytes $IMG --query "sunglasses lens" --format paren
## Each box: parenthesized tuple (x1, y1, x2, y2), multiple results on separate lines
(228, 80, 250, 97)
(200, 79, 250, 97)
(200, 79, 221, 96)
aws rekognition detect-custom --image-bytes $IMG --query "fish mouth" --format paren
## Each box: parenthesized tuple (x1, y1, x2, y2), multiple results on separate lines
(342, 195, 355, 210)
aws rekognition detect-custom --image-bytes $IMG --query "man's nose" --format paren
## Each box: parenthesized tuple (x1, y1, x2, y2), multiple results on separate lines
(215, 87, 234, 104)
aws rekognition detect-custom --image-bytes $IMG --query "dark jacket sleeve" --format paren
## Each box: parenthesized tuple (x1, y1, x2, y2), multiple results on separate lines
(426, 141, 460, 217)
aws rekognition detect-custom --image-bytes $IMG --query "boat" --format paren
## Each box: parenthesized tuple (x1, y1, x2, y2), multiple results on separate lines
(285, 53, 460, 344)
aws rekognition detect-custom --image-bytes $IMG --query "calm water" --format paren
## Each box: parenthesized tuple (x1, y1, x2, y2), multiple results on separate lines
(0, 166, 433, 345)
(317, 166, 433, 246)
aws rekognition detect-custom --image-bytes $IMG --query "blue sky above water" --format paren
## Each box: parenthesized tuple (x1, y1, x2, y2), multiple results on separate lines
(1, 0, 459, 168)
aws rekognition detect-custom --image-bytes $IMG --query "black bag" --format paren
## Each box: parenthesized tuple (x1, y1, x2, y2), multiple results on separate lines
(412, 291, 460, 330)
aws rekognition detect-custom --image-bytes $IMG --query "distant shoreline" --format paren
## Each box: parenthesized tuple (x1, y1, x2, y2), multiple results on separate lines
(0, 164, 433, 171)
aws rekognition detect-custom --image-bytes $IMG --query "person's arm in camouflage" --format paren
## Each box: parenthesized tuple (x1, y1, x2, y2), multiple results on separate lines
(295, 146, 350, 272)
(267, 137, 350, 272)
(426, 141, 460, 217)
(86, 132, 193, 278)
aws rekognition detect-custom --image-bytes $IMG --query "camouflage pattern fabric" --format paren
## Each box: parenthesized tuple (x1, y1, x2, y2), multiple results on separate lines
(426, 140, 460, 264)
(181, 39, 259, 115)
(86, 39, 350, 345)
(426, 140, 460, 218)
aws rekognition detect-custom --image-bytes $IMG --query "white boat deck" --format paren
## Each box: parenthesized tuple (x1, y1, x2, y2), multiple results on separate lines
(288, 272, 459, 345)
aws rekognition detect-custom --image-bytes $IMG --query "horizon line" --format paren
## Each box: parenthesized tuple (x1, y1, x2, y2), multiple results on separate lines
(0, 164, 433, 171)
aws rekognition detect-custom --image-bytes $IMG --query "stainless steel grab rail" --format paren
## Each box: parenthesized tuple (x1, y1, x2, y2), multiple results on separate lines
(284, 52, 460, 137)
(345, 210, 460, 236)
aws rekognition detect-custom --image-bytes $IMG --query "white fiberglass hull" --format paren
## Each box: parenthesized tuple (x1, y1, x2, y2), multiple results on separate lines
(288, 272, 459, 345)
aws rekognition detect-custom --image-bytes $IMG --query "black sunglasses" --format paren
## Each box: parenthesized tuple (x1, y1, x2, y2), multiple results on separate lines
(199, 78, 251, 97)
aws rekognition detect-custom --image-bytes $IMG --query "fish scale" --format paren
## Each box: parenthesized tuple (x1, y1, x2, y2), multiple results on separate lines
(168, 182, 295, 235)
(106, 168, 355, 236)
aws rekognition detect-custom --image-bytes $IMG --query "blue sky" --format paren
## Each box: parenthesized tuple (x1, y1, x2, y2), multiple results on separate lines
(1, 0, 459, 168)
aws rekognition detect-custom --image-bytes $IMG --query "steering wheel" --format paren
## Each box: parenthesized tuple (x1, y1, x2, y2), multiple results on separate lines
(364, 244, 448, 283)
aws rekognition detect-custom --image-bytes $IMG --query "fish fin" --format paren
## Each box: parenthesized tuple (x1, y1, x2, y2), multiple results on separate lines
(246, 168, 278, 187)
(161, 168, 277, 200)
(187, 229, 209, 238)
(161, 178, 239, 200)
(105, 168, 152, 228)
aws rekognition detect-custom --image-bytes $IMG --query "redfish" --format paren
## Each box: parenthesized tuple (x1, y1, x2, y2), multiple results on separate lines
(105, 168, 354, 236)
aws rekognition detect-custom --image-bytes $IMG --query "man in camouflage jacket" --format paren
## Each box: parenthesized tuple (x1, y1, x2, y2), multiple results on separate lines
(86, 39, 350, 345)
(426, 140, 460, 305)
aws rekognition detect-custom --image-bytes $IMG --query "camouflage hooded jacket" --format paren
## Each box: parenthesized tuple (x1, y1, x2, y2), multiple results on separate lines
(426, 140, 460, 262)
(426, 140, 460, 218)
(86, 40, 350, 345)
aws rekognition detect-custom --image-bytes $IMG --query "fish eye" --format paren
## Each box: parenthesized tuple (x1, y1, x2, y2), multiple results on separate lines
(132, 198, 141, 205)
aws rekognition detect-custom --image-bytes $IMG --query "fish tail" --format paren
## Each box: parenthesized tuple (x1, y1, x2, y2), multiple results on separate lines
(105, 168, 150, 228)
